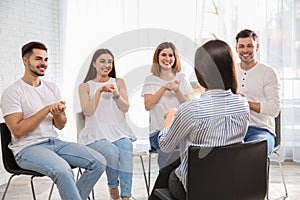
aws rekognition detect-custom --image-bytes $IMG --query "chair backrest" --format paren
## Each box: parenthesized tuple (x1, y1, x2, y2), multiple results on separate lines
(187, 139, 268, 200)
(274, 112, 281, 150)
(76, 112, 85, 135)
(0, 123, 21, 172)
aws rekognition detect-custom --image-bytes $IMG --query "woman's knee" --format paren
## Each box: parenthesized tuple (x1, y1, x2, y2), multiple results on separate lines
(115, 138, 133, 152)
(89, 140, 120, 161)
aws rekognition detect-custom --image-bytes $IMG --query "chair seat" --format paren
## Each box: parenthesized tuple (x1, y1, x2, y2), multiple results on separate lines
(5, 168, 45, 177)
(154, 188, 174, 200)
(133, 150, 147, 157)
(149, 146, 157, 153)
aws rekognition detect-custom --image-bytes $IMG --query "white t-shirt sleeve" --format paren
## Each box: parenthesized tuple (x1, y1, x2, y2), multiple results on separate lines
(177, 73, 195, 99)
(52, 82, 62, 101)
(1, 84, 22, 117)
(141, 75, 156, 96)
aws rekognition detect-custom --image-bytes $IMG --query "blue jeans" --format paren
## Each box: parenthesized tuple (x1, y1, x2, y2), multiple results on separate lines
(150, 131, 172, 170)
(88, 138, 133, 197)
(112, 138, 133, 197)
(88, 139, 120, 189)
(15, 139, 105, 200)
(244, 126, 275, 155)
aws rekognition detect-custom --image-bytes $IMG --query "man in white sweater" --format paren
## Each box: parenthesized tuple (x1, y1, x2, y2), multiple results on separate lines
(235, 29, 281, 155)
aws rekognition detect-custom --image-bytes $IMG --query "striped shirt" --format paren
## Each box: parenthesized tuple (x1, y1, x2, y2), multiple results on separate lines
(158, 89, 250, 191)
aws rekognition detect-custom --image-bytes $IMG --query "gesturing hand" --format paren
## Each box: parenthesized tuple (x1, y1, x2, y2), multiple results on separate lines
(165, 80, 181, 92)
(171, 80, 181, 92)
(50, 101, 66, 116)
(101, 84, 115, 93)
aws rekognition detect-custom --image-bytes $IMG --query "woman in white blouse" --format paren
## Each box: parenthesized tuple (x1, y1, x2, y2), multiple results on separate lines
(79, 49, 136, 200)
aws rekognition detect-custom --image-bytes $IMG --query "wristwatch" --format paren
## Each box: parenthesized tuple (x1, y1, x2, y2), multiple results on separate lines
(112, 94, 120, 100)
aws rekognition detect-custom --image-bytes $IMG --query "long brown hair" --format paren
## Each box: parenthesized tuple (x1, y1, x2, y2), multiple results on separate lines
(83, 49, 116, 83)
(194, 39, 238, 94)
(151, 42, 181, 76)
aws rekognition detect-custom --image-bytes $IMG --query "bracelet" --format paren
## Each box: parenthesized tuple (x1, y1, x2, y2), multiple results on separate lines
(112, 94, 120, 100)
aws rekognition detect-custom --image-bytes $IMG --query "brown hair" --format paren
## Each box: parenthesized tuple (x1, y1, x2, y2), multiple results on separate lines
(83, 49, 116, 83)
(235, 29, 259, 43)
(22, 41, 47, 58)
(151, 42, 181, 76)
(194, 39, 238, 94)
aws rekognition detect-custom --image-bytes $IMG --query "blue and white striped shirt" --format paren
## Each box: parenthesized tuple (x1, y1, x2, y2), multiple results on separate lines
(158, 89, 250, 191)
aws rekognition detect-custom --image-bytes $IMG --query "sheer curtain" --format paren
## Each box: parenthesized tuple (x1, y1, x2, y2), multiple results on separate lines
(214, 0, 298, 161)
(62, 0, 299, 161)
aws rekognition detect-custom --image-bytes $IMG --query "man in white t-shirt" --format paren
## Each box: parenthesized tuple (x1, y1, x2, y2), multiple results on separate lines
(235, 29, 281, 155)
(1, 41, 105, 200)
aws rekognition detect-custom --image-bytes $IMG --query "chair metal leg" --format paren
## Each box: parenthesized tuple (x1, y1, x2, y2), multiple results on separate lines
(1, 174, 53, 200)
(1, 174, 16, 200)
(266, 158, 270, 200)
(274, 151, 288, 199)
(77, 168, 95, 200)
(266, 152, 288, 200)
(138, 155, 149, 196)
(76, 168, 82, 181)
(30, 176, 37, 200)
(48, 182, 55, 200)
(148, 152, 152, 194)
(90, 188, 95, 200)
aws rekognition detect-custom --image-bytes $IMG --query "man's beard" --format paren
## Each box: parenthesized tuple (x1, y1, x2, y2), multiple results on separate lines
(30, 69, 45, 77)
(28, 62, 45, 77)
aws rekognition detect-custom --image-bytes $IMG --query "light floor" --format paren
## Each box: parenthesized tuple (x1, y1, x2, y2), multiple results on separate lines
(0, 155, 299, 200)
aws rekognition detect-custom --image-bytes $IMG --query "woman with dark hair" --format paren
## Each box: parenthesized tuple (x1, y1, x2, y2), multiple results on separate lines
(78, 49, 136, 200)
(149, 40, 250, 200)
(141, 42, 194, 170)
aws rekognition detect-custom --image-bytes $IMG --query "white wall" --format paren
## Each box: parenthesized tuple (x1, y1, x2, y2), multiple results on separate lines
(0, 0, 61, 186)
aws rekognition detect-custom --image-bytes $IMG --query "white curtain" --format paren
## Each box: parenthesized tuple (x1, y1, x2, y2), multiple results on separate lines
(62, 0, 299, 161)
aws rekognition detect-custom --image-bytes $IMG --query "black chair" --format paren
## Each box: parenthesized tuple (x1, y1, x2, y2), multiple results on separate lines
(267, 112, 288, 199)
(147, 146, 158, 196)
(0, 122, 96, 200)
(154, 139, 268, 200)
(0, 123, 54, 200)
